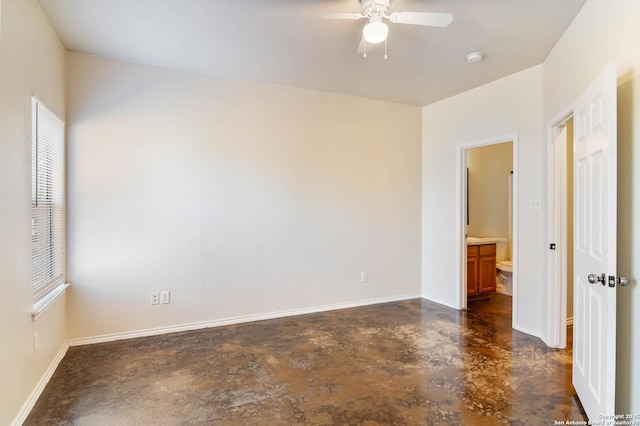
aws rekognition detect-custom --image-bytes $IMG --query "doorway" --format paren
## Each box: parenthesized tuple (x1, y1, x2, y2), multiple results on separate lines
(547, 117, 575, 349)
(546, 64, 619, 419)
(458, 134, 519, 329)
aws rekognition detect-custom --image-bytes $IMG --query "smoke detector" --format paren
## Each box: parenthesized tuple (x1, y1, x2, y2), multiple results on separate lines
(466, 52, 484, 63)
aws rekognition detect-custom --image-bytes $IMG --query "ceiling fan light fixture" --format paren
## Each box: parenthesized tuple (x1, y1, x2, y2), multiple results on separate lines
(363, 19, 388, 44)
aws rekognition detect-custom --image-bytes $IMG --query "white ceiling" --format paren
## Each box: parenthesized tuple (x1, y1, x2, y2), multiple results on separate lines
(38, 0, 586, 106)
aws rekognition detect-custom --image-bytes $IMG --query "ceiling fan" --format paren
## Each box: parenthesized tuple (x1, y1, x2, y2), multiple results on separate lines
(299, 0, 453, 57)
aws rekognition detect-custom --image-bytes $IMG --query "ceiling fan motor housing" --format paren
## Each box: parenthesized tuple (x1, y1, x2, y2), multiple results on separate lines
(360, 0, 390, 18)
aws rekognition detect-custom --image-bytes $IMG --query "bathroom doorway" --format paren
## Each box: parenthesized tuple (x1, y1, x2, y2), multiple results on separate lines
(458, 134, 518, 328)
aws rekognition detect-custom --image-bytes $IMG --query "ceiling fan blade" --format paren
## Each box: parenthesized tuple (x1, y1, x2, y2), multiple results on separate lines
(357, 36, 374, 54)
(388, 12, 453, 27)
(298, 12, 365, 20)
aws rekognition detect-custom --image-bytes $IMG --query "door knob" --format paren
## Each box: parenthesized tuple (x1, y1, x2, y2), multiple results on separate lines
(588, 273, 606, 285)
(608, 276, 631, 287)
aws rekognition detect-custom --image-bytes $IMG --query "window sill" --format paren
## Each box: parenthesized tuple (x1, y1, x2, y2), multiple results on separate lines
(32, 283, 70, 321)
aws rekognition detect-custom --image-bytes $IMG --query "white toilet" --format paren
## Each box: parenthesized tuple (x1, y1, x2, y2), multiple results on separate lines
(495, 240, 513, 296)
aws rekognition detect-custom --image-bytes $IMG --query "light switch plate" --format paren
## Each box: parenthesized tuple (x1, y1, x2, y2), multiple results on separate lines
(529, 198, 542, 210)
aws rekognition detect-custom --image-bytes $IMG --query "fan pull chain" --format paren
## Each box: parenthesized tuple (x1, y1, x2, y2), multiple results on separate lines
(364, 40, 367, 58)
(384, 38, 388, 59)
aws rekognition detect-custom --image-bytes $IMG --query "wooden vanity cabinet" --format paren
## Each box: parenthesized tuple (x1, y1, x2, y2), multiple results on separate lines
(466, 251, 479, 296)
(467, 243, 496, 297)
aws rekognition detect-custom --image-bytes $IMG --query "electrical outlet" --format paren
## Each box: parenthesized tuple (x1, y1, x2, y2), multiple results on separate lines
(361, 272, 368, 283)
(160, 291, 170, 304)
(151, 292, 159, 305)
(33, 332, 39, 352)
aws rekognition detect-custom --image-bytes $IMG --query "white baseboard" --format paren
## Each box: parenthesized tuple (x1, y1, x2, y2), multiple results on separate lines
(69, 293, 422, 347)
(12, 342, 69, 426)
(566, 317, 574, 327)
(513, 324, 545, 341)
(421, 295, 462, 311)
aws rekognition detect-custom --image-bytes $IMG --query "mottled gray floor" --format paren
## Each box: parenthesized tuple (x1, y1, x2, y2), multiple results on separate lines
(26, 295, 585, 425)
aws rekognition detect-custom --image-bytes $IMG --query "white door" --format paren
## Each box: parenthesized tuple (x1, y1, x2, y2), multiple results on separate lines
(572, 63, 617, 419)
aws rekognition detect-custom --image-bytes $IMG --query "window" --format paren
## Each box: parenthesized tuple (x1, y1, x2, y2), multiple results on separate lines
(31, 97, 66, 304)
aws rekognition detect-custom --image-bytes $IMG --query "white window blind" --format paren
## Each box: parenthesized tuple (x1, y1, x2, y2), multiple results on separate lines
(31, 98, 66, 303)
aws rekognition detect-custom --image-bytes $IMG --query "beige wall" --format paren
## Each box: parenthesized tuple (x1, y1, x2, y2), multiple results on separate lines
(615, 70, 640, 414)
(466, 142, 513, 241)
(543, 0, 640, 413)
(65, 53, 422, 340)
(422, 65, 545, 335)
(0, 0, 67, 424)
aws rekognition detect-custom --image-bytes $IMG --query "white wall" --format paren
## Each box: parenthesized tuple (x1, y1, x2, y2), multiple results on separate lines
(0, 0, 67, 424)
(422, 65, 544, 335)
(543, 0, 640, 413)
(466, 142, 513, 241)
(66, 53, 422, 340)
(566, 119, 574, 322)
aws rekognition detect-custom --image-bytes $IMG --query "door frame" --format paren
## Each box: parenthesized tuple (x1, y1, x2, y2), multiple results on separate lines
(456, 133, 519, 328)
(546, 107, 574, 348)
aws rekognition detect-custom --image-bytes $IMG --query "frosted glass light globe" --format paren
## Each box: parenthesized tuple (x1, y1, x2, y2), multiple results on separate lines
(363, 20, 388, 44)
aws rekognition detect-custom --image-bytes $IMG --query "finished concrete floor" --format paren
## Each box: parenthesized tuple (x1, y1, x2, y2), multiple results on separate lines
(26, 295, 585, 425)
